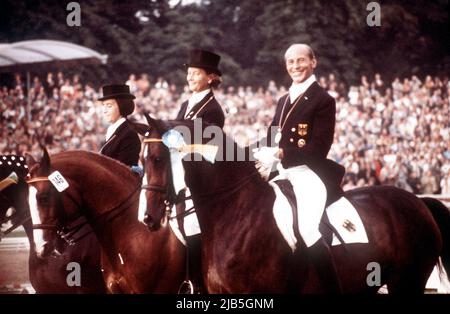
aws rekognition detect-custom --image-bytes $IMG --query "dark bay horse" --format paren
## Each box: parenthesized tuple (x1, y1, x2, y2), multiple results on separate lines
(1, 155, 32, 242)
(0, 154, 106, 293)
(141, 118, 450, 293)
(26, 149, 185, 293)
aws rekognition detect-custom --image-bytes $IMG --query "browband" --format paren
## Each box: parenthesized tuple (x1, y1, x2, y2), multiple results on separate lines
(27, 177, 50, 184)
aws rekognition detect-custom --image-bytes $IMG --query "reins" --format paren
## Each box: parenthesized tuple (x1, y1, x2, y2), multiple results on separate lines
(143, 137, 259, 221)
(27, 175, 141, 245)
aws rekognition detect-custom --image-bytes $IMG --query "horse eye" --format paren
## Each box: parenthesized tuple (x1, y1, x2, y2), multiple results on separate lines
(37, 194, 50, 205)
(154, 157, 163, 163)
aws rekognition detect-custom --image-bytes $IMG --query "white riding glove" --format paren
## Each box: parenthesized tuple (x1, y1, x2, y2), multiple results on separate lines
(252, 147, 280, 180)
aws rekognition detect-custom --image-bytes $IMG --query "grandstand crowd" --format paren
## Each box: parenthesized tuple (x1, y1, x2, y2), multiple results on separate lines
(1, 72, 449, 194)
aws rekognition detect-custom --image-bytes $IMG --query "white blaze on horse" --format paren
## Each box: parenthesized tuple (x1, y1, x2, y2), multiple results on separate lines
(1, 154, 105, 293)
(26, 149, 186, 293)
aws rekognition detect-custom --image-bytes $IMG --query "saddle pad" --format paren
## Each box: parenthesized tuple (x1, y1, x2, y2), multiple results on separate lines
(425, 258, 450, 293)
(269, 180, 369, 251)
(168, 193, 202, 247)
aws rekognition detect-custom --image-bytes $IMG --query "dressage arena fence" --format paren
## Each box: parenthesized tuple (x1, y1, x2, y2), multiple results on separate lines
(0, 195, 449, 294)
(0, 237, 30, 252)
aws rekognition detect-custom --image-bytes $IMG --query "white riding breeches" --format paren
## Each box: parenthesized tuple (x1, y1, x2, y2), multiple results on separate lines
(272, 163, 327, 247)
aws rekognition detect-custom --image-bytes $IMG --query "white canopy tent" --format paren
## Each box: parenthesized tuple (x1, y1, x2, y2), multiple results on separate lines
(0, 39, 107, 71)
(0, 40, 108, 119)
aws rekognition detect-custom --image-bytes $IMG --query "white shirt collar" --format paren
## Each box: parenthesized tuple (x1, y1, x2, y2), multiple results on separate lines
(106, 117, 126, 141)
(289, 74, 316, 102)
(186, 89, 211, 118)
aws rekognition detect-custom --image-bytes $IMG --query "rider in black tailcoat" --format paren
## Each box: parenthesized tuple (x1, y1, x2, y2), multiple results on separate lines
(98, 84, 141, 167)
(175, 49, 226, 293)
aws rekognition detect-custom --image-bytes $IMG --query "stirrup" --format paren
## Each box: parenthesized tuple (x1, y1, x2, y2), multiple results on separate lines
(178, 280, 194, 294)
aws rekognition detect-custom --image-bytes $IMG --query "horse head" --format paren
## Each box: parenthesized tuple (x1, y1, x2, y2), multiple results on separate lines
(139, 114, 238, 231)
(138, 113, 176, 231)
(26, 148, 75, 258)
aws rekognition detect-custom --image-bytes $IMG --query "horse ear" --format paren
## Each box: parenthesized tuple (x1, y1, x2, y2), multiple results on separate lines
(26, 153, 41, 175)
(25, 153, 37, 168)
(40, 147, 51, 174)
(144, 112, 163, 135)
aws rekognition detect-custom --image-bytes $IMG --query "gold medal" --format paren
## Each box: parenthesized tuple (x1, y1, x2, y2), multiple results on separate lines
(274, 130, 282, 144)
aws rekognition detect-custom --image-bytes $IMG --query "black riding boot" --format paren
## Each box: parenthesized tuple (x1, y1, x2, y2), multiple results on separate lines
(186, 234, 204, 293)
(308, 238, 342, 294)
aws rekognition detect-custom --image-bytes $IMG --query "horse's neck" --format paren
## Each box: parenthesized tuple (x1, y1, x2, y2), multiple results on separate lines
(90, 208, 137, 248)
(186, 161, 265, 226)
(69, 161, 136, 217)
(91, 206, 176, 277)
(61, 158, 142, 250)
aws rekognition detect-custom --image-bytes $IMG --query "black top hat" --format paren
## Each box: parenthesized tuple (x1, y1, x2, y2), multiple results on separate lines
(184, 49, 222, 76)
(98, 84, 136, 101)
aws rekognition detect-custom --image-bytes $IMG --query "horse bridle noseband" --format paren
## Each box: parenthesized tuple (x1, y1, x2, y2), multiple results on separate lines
(141, 138, 194, 222)
(27, 176, 80, 232)
(141, 137, 260, 222)
(27, 175, 141, 245)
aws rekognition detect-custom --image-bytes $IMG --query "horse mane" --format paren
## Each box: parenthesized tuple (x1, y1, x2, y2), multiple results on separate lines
(159, 120, 266, 191)
(50, 150, 139, 185)
(162, 120, 257, 172)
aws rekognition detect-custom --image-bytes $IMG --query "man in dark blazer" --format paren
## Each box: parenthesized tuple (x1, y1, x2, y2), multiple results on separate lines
(98, 84, 141, 167)
(254, 44, 344, 293)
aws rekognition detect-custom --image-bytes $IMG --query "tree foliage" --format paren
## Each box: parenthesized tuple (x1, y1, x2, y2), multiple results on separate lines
(0, 0, 448, 87)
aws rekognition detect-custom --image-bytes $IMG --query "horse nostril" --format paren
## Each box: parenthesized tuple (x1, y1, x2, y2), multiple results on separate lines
(143, 215, 158, 231)
(143, 214, 153, 225)
(40, 242, 53, 258)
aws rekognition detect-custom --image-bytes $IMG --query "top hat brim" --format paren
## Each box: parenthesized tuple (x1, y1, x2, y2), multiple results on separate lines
(184, 63, 222, 76)
(98, 93, 136, 101)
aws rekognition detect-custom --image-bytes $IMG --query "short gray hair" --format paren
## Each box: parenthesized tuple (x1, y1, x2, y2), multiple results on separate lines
(284, 44, 316, 60)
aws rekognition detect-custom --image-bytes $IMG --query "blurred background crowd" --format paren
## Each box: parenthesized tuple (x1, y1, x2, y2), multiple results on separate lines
(1, 1, 449, 195)
(1, 72, 449, 194)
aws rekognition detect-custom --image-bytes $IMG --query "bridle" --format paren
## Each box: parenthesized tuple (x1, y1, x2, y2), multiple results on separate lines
(27, 174, 141, 245)
(141, 136, 260, 223)
(27, 176, 78, 231)
(141, 138, 186, 221)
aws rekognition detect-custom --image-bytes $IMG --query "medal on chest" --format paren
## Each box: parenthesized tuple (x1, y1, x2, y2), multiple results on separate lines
(274, 128, 282, 144)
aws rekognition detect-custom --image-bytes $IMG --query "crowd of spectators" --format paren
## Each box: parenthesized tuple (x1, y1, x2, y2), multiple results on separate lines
(1, 72, 449, 194)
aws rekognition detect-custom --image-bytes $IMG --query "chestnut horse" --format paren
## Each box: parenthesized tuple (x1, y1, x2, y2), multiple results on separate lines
(141, 118, 450, 293)
(1, 154, 105, 293)
(26, 150, 185, 293)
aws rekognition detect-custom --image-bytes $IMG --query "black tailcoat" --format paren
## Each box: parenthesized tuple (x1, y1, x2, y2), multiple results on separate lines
(176, 91, 225, 128)
(268, 81, 344, 204)
(100, 120, 141, 167)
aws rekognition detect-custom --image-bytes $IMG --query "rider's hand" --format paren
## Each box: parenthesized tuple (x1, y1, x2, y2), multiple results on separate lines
(253, 147, 280, 181)
(253, 146, 280, 166)
(255, 161, 271, 181)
